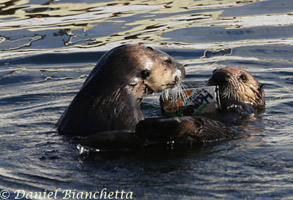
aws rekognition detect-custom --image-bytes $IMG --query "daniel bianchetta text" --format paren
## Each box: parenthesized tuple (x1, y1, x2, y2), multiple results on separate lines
(3, 188, 134, 200)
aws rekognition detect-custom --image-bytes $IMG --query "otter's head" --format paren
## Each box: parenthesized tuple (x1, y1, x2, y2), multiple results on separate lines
(126, 45, 185, 94)
(96, 44, 185, 102)
(84, 44, 185, 104)
(208, 67, 265, 108)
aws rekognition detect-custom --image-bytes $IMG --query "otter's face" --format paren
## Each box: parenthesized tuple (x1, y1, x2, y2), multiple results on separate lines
(208, 67, 265, 107)
(129, 45, 185, 94)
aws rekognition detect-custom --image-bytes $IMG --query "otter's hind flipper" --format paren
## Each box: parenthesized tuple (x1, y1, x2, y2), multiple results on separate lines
(136, 116, 234, 145)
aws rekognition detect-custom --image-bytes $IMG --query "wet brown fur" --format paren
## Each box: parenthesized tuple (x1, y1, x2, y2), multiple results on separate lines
(208, 67, 265, 110)
(57, 44, 185, 136)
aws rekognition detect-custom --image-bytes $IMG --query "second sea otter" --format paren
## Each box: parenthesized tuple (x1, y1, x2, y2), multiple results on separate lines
(207, 67, 265, 122)
(136, 67, 265, 145)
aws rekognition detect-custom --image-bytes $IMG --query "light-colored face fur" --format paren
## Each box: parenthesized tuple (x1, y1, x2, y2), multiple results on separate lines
(208, 67, 265, 107)
(141, 55, 183, 93)
(128, 46, 185, 94)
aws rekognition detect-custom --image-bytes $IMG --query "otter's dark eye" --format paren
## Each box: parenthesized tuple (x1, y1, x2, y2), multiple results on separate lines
(240, 74, 247, 83)
(141, 70, 151, 79)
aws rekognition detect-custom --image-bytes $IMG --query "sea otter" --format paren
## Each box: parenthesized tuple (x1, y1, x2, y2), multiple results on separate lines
(207, 67, 265, 123)
(134, 67, 265, 146)
(58, 44, 265, 150)
(57, 44, 185, 136)
(80, 65, 265, 150)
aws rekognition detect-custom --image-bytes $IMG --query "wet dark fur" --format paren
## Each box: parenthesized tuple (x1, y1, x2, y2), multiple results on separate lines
(136, 116, 234, 144)
(81, 116, 234, 150)
(58, 46, 264, 150)
(57, 44, 185, 136)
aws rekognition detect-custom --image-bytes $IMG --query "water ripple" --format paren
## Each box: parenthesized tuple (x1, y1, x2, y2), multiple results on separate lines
(0, 0, 293, 199)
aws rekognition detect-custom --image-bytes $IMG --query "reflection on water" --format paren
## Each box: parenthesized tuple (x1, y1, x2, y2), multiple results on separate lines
(2, 0, 290, 54)
(0, 0, 293, 199)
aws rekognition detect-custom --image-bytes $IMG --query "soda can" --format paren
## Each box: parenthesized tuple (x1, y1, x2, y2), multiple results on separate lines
(160, 86, 221, 116)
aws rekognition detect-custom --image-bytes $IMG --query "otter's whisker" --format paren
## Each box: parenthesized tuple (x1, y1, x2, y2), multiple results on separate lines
(179, 84, 189, 106)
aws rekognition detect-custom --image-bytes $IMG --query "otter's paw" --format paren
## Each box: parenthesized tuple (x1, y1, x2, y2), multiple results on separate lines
(136, 116, 234, 145)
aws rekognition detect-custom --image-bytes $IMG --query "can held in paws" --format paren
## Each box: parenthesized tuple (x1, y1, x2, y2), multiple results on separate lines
(160, 86, 221, 116)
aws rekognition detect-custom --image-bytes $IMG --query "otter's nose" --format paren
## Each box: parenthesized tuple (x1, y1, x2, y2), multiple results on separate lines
(207, 69, 229, 86)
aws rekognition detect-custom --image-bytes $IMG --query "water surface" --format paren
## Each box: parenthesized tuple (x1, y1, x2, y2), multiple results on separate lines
(0, 0, 293, 199)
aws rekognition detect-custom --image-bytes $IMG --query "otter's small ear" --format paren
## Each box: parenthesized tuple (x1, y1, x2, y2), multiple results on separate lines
(259, 83, 264, 91)
(240, 74, 247, 83)
(146, 46, 154, 51)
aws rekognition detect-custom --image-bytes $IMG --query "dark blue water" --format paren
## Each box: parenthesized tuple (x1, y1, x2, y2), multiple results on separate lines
(1, 0, 293, 199)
